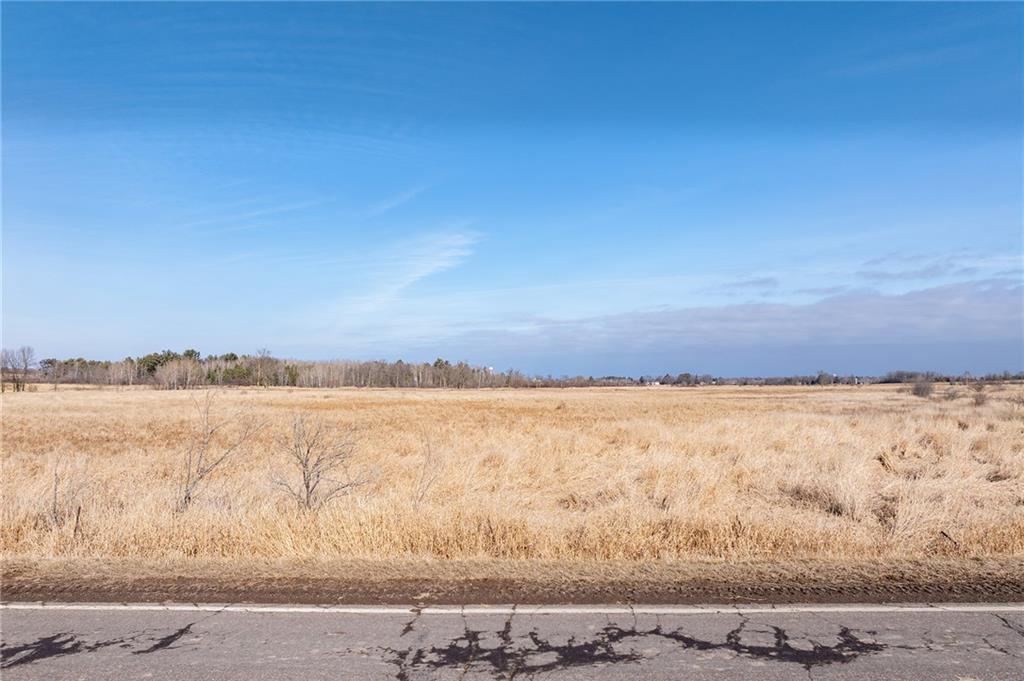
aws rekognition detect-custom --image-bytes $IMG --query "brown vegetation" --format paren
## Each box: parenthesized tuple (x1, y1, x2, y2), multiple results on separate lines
(2, 384, 1023, 566)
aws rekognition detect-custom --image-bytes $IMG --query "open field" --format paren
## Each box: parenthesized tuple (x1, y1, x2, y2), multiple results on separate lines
(3, 384, 1023, 601)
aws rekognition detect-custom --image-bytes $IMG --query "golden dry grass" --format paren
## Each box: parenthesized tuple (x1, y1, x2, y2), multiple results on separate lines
(2, 384, 1023, 564)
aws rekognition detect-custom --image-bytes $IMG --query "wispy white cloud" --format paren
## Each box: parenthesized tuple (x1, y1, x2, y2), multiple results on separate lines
(213, 251, 259, 265)
(364, 185, 428, 218)
(828, 8, 1011, 79)
(314, 227, 481, 327)
(855, 251, 1017, 282)
(856, 263, 957, 281)
(372, 228, 479, 299)
(795, 285, 850, 296)
(177, 200, 322, 232)
(831, 41, 987, 77)
(699, 276, 780, 296)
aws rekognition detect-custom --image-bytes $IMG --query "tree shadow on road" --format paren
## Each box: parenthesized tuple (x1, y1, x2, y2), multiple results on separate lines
(384, 615, 894, 680)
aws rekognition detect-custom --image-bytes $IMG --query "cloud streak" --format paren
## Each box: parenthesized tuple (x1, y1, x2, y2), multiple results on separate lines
(320, 227, 481, 324)
(854, 252, 1016, 282)
(177, 200, 322, 233)
(699, 276, 780, 296)
(831, 41, 987, 77)
(364, 185, 428, 218)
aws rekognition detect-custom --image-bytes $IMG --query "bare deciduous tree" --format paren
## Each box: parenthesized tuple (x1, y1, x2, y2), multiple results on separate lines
(2, 346, 35, 392)
(177, 391, 260, 512)
(0, 350, 13, 392)
(273, 415, 361, 511)
(255, 348, 273, 388)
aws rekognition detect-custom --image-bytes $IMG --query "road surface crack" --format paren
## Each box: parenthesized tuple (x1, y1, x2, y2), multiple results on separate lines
(133, 603, 227, 655)
(132, 623, 194, 655)
(981, 636, 1012, 656)
(993, 614, 1024, 639)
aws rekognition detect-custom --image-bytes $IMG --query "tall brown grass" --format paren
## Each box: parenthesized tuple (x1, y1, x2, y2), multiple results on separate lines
(2, 384, 1022, 563)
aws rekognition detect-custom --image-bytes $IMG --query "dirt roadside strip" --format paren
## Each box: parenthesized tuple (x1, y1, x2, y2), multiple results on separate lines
(3, 557, 1022, 605)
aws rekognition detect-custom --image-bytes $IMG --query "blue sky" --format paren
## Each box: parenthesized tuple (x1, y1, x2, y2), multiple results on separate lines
(3, 2, 1022, 376)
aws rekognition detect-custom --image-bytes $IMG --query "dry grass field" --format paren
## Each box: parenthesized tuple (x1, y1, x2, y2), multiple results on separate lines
(3, 383, 1023, 572)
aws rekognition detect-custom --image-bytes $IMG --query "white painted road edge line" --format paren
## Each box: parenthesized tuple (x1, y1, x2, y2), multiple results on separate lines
(2, 602, 1022, 615)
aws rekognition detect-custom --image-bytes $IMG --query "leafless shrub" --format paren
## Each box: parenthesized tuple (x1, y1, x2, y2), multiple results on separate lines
(972, 384, 988, 407)
(944, 387, 960, 401)
(177, 391, 260, 512)
(412, 436, 441, 507)
(273, 415, 362, 511)
(911, 379, 934, 398)
(47, 453, 90, 537)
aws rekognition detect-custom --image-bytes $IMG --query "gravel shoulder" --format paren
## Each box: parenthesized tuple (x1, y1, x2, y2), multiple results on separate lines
(3, 557, 1022, 605)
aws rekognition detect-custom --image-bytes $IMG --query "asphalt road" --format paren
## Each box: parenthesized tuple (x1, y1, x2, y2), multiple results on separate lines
(2, 603, 1023, 680)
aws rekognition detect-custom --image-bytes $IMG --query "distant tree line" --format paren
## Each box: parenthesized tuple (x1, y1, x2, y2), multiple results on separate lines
(29, 349, 639, 390)
(3, 346, 1021, 390)
(641, 369, 1023, 387)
